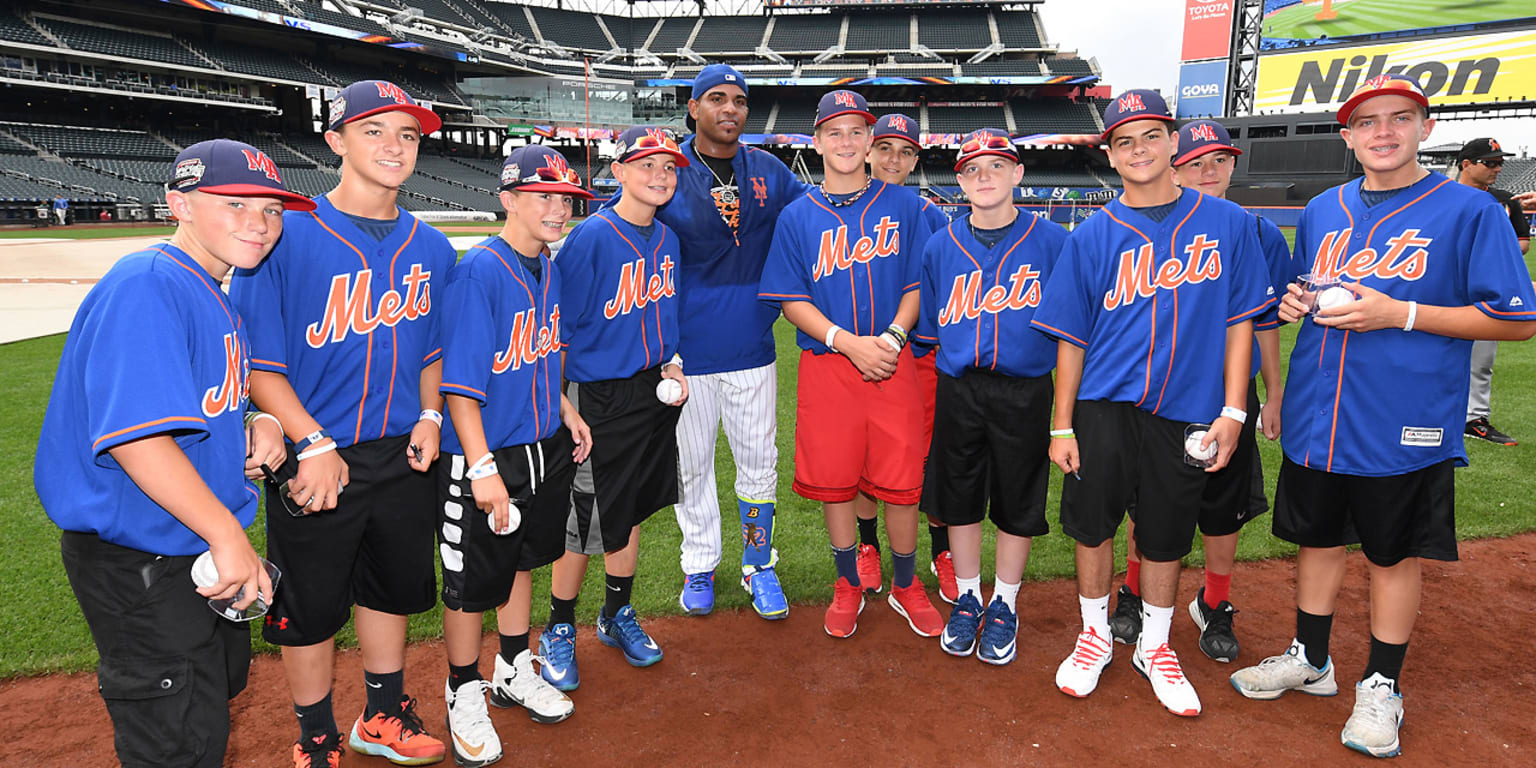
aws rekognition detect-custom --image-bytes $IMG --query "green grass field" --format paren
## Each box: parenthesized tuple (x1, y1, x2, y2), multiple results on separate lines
(1263, 0, 1535, 41)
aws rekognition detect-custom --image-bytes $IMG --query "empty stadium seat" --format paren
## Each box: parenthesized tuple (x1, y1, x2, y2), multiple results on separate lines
(767, 14, 840, 53)
(917, 11, 990, 50)
(927, 106, 1008, 133)
(844, 13, 909, 52)
(530, 7, 612, 51)
(1011, 100, 1101, 134)
(874, 65, 955, 78)
(197, 38, 324, 85)
(644, 17, 694, 52)
(39, 18, 209, 70)
(0, 8, 49, 46)
(1045, 57, 1096, 76)
(960, 59, 1042, 77)
(993, 11, 1042, 48)
(484, 2, 537, 40)
(692, 16, 769, 54)
(5, 123, 177, 159)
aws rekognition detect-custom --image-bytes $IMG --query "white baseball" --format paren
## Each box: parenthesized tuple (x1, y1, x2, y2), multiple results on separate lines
(490, 502, 522, 536)
(191, 550, 219, 588)
(1316, 286, 1354, 311)
(1185, 431, 1217, 461)
(656, 378, 683, 404)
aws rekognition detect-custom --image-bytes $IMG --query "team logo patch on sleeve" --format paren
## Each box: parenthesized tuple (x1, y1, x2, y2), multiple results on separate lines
(1400, 427, 1443, 447)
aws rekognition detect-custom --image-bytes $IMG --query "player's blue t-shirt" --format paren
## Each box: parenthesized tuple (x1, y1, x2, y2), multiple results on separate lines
(556, 208, 681, 382)
(439, 236, 563, 455)
(229, 195, 456, 449)
(1031, 188, 1275, 424)
(758, 180, 936, 353)
(36, 244, 258, 556)
(1282, 174, 1536, 476)
(916, 212, 1066, 379)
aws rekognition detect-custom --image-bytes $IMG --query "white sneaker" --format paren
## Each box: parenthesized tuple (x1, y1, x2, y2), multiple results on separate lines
(1133, 642, 1202, 717)
(1229, 639, 1339, 701)
(1055, 628, 1113, 698)
(1341, 673, 1404, 758)
(489, 650, 574, 724)
(445, 679, 502, 768)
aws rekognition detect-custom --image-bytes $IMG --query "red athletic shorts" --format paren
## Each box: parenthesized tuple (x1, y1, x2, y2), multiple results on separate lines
(915, 351, 938, 448)
(792, 347, 925, 504)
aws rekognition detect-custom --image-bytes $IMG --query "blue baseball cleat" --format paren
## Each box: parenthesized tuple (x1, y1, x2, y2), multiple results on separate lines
(741, 564, 789, 620)
(977, 597, 1019, 665)
(680, 571, 715, 616)
(538, 623, 580, 691)
(940, 592, 984, 657)
(597, 605, 663, 667)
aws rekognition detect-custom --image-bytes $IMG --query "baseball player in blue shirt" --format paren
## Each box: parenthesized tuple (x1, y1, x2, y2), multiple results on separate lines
(1229, 75, 1536, 759)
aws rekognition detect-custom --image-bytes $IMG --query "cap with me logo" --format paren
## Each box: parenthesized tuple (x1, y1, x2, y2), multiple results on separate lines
(614, 126, 690, 167)
(873, 113, 921, 149)
(327, 79, 442, 134)
(499, 145, 593, 199)
(1335, 73, 1429, 126)
(1100, 89, 1175, 143)
(1173, 119, 1242, 167)
(167, 139, 315, 211)
(954, 128, 1018, 170)
(815, 89, 875, 127)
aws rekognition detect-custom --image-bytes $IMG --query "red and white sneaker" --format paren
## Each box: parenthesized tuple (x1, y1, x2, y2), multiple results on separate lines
(930, 551, 958, 605)
(1133, 642, 1202, 717)
(856, 544, 883, 595)
(824, 577, 865, 638)
(1056, 628, 1113, 698)
(889, 582, 944, 637)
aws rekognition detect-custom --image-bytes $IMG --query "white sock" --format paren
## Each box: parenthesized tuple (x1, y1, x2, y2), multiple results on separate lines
(992, 578, 1020, 613)
(1079, 593, 1110, 639)
(1139, 601, 1175, 652)
(956, 574, 982, 603)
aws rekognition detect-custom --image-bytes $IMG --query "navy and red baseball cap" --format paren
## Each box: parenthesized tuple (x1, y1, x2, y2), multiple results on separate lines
(1101, 89, 1175, 143)
(1336, 74, 1429, 126)
(1173, 120, 1242, 166)
(815, 90, 875, 128)
(500, 145, 592, 199)
(615, 126, 690, 167)
(873, 113, 921, 149)
(954, 128, 1018, 171)
(328, 80, 442, 134)
(168, 139, 315, 211)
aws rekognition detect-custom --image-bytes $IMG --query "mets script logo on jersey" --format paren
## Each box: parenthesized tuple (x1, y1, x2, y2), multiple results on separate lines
(305, 266, 432, 348)
(241, 149, 281, 183)
(493, 306, 560, 374)
(375, 81, 413, 105)
(938, 265, 1042, 326)
(1103, 235, 1222, 311)
(751, 177, 768, 206)
(812, 217, 900, 281)
(201, 332, 250, 417)
(1189, 123, 1218, 143)
(1118, 93, 1146, 113)
(603, 256, 676, 319)
(1310, 228, 1430, 282)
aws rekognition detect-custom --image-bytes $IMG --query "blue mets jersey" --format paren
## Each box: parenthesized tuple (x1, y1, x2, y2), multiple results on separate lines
(229, 196, 456, 449)
(438, 236, 563, 455)
(915, 212, 1066, 378)
(36, 244, 257, 556)
(758, 180, 936, 353)
(1250, 213, 1299, 375)
(1031, 188, 1275, 424)
(1282, 174, 1536, 476)
(557, 208, 681, 382)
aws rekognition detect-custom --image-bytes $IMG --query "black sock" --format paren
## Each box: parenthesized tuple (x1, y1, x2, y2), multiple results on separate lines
(448, 661, 480, 691)
(295, 692, 336, 739)
(1295, 609, 1333, 669)
(929, 524, 950, 559)
(363, 670, 403, 719)
(857, 516, 880, 550)
(500, 631, 529, 662)
(1362, 636, 1408, 692)
(549, 595, 577, 627)
(603, 573, 634, 619)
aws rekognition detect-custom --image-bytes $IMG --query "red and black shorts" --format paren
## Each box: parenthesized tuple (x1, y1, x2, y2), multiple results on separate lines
(1274, 456, 1457, 566)
(792, 347, 926, 505)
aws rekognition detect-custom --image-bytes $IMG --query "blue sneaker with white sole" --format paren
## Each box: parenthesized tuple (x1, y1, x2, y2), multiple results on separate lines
(537, 623, 579, 692)
(977, 597, 1019, 665)
(940, 592, 983, 657)
(680, 571, 715, 616)
(597, 605, 663, 667)
(741, 564, 789, 619)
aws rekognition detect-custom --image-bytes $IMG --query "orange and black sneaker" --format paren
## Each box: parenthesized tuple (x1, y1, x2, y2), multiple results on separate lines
(1466, 417, 1518, 446)
(347, 695, 446, 766)
(293, 731, 343, 768)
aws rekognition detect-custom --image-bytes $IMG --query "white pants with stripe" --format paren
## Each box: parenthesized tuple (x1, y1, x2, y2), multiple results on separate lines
(674, 362, 778, 575)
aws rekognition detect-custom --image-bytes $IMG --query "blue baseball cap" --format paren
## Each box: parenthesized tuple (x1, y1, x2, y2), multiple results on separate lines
(815, 89, 875, 128)
(500, 145, 592, 199)
(1100, 89, 1175, 143)
(614, 126, 690, 167)
(872, 113, 921, 149)
(328, 80, 442, 134)
(1173, 120, 1241, 166)
(691, 63, 748, 100)
(1336, 73, 1429, 126)
(168, 139, 315, 211)
(954, 128, 1018, 171)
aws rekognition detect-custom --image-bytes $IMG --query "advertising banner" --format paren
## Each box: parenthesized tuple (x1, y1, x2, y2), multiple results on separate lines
(1177, 60, 1229, 117)
(1182, 0, 1236, 61)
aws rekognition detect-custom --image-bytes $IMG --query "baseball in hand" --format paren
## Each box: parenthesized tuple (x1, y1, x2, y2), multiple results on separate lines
(1316, 286, 1354, 312)
(190, 550, 220, 588)
(1184, 431, 1217, 461)
(656, 378, 683, 404)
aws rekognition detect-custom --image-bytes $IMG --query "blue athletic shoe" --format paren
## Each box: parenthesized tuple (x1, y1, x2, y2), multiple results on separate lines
(680, 571, 715, 616)
(597, 605, 663, 667)
(977, 597, 1019, 665)
(940, 591, 984, 657)
(741, 564, 789, 620)
(537, 623, 579, 691)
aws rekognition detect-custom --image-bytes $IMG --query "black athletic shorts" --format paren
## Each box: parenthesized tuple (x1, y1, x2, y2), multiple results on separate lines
(1196, 380, 1268, 536)
(921, 369, 1052, 537)
(1273, 456, 1457, 567)
(1059, 400, 1209, 562)
(438, 427, 577, 612)
(62, 532, 250, 768)
(565, 367, 682, 555)
(261, 433, 437, 646)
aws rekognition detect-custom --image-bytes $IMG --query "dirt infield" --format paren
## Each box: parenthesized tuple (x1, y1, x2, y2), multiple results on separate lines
(5, 535, 1533, 767)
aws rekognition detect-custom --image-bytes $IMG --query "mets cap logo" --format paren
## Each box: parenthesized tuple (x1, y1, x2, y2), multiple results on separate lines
(834, 91, 857, 108)
(1118, 93, 1146, 113)
(1189, 123, 1218, 143)
(173, 158, 206, 189)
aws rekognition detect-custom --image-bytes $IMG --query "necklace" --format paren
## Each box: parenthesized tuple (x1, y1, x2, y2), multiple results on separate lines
(819, 177, 873, 208)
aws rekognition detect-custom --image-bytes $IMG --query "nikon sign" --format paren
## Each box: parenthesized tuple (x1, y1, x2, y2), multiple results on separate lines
(1255, 29, 1536, 114)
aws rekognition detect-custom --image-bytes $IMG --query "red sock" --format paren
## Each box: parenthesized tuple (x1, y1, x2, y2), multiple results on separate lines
(1204, 571, 1231, 607)
(1125, 560, 1141, 596)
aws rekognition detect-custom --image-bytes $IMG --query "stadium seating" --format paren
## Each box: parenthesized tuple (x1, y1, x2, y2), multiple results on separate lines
(691, 16, 769, 54)
(3, 154, 164, 201)
(5, 123, 177, 159)
(770, 100, 818, 132)
(224, 0, 288, 16)
(917, 11, 991, 50)
(0, 132, 32, 154)
(643, 17, 694, 53)
(801, 63, 871, 78)
(1502, 157, 1536, 195)
(1045, 57, 1096, 76)
(960, 59, 1042, 77)
(844, 13, 909, 52)
(874, 65, 955, 78)
(927, 106, 1008, 133)
(766, 13, 840, 53)
(529, 7, 612, 51)
(0, 172, 80, 201)
(483, 2, 537, 40)
(196, 38, 325, 85)
(288, 2, 393, 38)
(0, 8, 49, 46)
(1011, 100, 1101, 134)
(38, 18, 209, 70)
(993, 11, 1042, 48)
(599, 14, 631, 50)
(1020, 169, 1105, 187)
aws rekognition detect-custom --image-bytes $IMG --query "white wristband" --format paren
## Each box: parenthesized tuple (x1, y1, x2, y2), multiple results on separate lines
(878, 332, 901, 352)
(1403, 300, 1417, 332)
(1220, 406, 1248, 425)
(419, 409, 443, 427)
(246, 411, 282, 434)
(824, 324, 842, 353)
(667, 353, 684, 371)
(888, 321, 907, 336)
(297, 441, 337, 461)
(466, 452, 498, 481)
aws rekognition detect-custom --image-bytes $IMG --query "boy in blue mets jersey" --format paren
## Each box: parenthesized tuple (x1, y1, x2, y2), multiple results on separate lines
(230, 80, 453, 767)
(36, 139, 311, 768)
(1033, 89, 1273, 718)
(540, 127, 690, 689)
(434, 145, 596, 766)
(915, 129, 1066, 665)
(1230, 75, 1536, 759)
